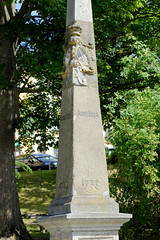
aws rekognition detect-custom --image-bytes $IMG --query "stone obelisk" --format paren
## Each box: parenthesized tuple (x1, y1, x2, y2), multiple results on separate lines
(37, 0, 132, 239)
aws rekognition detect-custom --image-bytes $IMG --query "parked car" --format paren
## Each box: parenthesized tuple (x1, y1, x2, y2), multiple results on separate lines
(15, 154, 58, 171)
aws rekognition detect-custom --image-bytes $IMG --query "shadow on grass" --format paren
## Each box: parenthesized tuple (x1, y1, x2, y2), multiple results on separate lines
(24, 220, 50, 240)
(17, 170, 56, 214)
(30, 231, 50, 240)
(17, 170, 56, 239)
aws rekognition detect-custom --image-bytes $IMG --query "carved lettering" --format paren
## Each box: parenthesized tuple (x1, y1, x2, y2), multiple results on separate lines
(82, 179, 100, 194)
(77, 110, 99, 118)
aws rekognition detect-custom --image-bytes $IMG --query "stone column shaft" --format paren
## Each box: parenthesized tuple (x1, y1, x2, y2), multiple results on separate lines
(37, 1, 132, 239)
(48, 0, 117, 215)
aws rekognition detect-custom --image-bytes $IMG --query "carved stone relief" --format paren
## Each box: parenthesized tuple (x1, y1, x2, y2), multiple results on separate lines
(82, 179, 100, 194)
(62, 24, 95, 87)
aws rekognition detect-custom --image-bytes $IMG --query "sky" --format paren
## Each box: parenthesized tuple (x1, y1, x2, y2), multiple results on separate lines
(16, 3, 22, 11)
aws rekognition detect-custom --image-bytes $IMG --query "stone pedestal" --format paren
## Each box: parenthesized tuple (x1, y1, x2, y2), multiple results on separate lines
(38, 213, 131, 240)
(37, 0, 132, 238)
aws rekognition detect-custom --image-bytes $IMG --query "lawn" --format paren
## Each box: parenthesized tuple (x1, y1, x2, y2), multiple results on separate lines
(17, 170, 57, 239)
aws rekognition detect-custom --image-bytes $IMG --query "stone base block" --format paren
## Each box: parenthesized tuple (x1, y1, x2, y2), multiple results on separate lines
(48, 196, 119, 215)
(37, 213, 132, 240)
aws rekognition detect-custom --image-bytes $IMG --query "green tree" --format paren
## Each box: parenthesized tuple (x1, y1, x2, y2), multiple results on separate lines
(0, 0, 65, 238)
(108, 87, 160, 239)
(17, 0, 160, 146)
(92, 0, 160, 124)
(16, 0, 160, 149)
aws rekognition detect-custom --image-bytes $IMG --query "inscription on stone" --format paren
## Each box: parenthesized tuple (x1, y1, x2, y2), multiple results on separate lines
(60, 111, 99, 121)
(77, 110, 98, 118)
(82, 179, 100, 194)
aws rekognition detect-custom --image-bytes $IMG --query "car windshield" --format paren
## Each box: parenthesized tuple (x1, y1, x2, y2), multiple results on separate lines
(35, 156, 57, 161)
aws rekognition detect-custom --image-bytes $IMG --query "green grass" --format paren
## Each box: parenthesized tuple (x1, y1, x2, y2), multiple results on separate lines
(24, 219, 50, 240)
(23, 219, 50, 240)
(17, 170, 57, 239)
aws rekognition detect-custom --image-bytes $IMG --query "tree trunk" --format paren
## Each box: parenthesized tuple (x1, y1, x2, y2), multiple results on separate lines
(0, 4, 32, 239)
(0, 91, 32, 240)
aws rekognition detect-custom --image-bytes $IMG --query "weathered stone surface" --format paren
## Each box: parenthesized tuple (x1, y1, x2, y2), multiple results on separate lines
(67, 0, 93, 26)
(38, 213, 131, 240)
(37, 0, 132, 238)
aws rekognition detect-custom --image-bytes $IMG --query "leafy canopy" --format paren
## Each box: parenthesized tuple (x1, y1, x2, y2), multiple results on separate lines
(0, 0, 159, 150)
(108, 87, 160, 239)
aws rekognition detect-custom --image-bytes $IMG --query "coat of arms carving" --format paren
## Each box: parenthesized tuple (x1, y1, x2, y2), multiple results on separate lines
(62, 25, 95, 87)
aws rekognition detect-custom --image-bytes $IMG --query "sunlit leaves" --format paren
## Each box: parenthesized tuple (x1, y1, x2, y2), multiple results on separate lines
(93, 0, 160, 113)
(2, 0, 14, 6)
(18, 92, 60, 152)
(108, 87, 160, 239)
(120, 41, 160, 86)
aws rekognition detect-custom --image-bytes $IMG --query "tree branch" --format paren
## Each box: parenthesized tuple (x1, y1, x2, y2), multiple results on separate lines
(16, 0, 30, 19)
(0, 0, 7, 24)
(18, 88, 44, 94)
(0, 0, 16, 24)
(18, 87, 62, 96)
(6, 4, 15, 20)
(96, 10, 159, 49)
(100, 79, 147, 94)
(96, 17, 135, 49)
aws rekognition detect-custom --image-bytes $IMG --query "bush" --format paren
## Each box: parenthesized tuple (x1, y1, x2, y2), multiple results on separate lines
(108, 87, 160, 239)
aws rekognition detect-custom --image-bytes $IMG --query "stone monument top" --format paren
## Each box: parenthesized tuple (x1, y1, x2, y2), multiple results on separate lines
(67, 0, 93, 25)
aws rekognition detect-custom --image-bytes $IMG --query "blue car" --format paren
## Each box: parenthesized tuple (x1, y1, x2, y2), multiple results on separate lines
(16, 154, 58, 171)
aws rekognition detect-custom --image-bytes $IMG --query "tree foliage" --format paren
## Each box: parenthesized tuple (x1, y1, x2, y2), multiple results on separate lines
(108, 87, 160, 239)
(1, 0, 159, 149)
(18, 92, 60, 152)
(92, 0, 160, 125)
